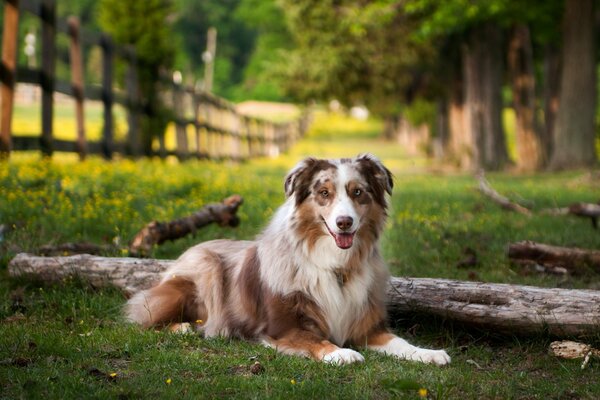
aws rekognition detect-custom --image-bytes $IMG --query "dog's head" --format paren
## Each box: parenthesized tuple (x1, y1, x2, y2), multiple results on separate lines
(285, 154, 393, 250)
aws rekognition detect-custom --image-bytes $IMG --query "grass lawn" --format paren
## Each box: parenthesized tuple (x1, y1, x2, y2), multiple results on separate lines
(1, 111, 600, 399)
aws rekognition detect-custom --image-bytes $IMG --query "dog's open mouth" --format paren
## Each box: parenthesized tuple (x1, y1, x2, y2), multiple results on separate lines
(324, 222, 355, 249)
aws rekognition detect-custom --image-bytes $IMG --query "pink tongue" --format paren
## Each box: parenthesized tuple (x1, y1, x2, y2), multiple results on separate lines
(334, 233, 354, 249)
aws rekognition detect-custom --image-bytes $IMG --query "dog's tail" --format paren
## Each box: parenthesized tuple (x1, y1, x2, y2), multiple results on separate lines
(125, 277, 199, 328)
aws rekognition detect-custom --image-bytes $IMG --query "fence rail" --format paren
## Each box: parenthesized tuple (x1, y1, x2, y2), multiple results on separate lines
(0, 0, 309, 160)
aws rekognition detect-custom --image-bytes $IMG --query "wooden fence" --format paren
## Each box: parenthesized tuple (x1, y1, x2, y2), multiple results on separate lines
(0, 0, 309, 160)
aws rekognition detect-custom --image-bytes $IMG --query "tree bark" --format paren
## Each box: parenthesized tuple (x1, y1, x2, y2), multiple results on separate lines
(8, 253, 172, 295)
(508, 241, 600, 275)
(462, 22, 509, 171)
(507, 24, 544, 171)
(549, 0, 597, 170)
(541, 44, 560, 163)
(387, 277, 600, 336)
(447, 77, 471, 168)
(8, 253, 600, 336)
(129, 194, 243, 257)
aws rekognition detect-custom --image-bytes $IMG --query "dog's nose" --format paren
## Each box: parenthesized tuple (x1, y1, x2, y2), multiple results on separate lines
(336, 216, 354, 231)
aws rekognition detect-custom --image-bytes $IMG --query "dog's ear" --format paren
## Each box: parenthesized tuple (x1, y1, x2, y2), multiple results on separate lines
(284, 157, 335, 203)
(284, 157, 316, 198)
(356, 153, 393, 200)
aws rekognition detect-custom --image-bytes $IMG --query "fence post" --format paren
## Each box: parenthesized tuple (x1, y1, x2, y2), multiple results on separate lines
(0, 0, 20, 156)
(192, 91, 202, 158)
(68, 16, 86, 160)
(172, 78, 188, 159)
(100, 33, 114, 159)
(41, 0, 56, 157)
(125, 46, 141, 157)
(231, 113, 241, 161)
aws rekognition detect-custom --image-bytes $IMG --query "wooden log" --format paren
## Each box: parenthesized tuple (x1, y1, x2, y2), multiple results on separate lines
(387, 277, 600, 336)
(128, 194, 243, 257)
(8, 253, 171, 295)
(567, 203, 600, 229)
(8, 253, 600, 336)
(0, 0, 19, 156)
(476, 171, 532, 215)
(508, 240, 600, 274)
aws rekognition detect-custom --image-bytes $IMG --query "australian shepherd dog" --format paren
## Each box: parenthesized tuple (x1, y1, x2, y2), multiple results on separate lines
(125, 154, 450, 366)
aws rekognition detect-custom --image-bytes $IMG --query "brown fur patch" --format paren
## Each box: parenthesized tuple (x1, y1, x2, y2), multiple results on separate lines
(364, 329, 395, 347)
(232, 246, 265, 337)
(356, 156, 393, 207)
(266, 291, 329, 340)
(288, 159, 336, 205)
(294, 201, 327, 251)
(144, 277, 203, 327)
(349, 294, 387, 346)
(267, 329, 340, 360)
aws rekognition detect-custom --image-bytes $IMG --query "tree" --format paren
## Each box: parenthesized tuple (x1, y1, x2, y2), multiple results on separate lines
(549, 0, 597, 170)
(173, 0, 257, 99)
(278, 1, 436, 119)
(98, 0, 176, 155)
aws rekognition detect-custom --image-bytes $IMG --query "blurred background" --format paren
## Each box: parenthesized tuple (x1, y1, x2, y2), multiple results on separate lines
(1, 0, 599, 171)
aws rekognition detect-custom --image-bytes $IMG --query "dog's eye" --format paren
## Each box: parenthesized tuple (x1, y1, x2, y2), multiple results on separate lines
(319, 189, 329, 198)
(353, 188, 362, 197)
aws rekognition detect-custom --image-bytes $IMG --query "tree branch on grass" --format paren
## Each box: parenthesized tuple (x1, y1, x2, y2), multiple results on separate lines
(8, 253, 600, 336)
(477, 172, 599, 227)
(476, 171, 532, 215)
(128, 194, 243, 257)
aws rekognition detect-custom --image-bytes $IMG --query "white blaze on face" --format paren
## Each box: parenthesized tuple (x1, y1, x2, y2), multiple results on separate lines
(324, 163, 360, 249)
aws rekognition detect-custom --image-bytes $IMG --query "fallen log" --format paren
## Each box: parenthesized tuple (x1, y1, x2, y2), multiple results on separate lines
(476, 172, 532, 215)
(129, 194, 243, 257)
(9, 253, 171, 294)
(387, 277, 600, 336)
(508, 240, 600, 275)
(565, 203, 600, 229)
(8, 253, 600, 336)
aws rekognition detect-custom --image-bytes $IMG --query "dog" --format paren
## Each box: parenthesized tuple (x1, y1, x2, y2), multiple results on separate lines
(125, 154, 450, 366)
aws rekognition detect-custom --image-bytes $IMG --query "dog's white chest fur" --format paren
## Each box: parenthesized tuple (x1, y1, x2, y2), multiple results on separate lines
(309, 266, 373, 345)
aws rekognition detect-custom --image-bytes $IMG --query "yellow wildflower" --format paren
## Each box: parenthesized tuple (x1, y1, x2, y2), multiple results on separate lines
(418, 388, 428, 397)
(290, 379, 296, 385)
(109, 372, 117, 378)
(166, 378, 172, 385)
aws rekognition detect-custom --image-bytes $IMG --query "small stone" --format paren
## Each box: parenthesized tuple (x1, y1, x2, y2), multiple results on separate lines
(250, 361, 264, 375)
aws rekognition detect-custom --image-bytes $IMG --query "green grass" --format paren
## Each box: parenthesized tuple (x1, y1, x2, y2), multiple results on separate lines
(1, 111, 600, 399)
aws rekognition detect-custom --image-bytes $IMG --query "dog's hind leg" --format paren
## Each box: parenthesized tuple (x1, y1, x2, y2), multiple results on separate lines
(125, 277, 205, 329)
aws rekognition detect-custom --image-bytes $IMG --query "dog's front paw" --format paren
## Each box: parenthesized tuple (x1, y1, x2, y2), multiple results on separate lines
(411, 349, 451, 366)
(322, 348, 365, 365)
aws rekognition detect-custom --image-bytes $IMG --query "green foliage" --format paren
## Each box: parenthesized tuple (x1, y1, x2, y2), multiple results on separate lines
(277, 0, 437, 115)
(98, 0, 176, 153)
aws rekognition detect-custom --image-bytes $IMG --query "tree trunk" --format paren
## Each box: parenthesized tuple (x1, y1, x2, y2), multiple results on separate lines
(383, 116, 397, 140)
(549, 0, 597, 170)
(507, 24, 544, 171)
(462, 22, 509, 171)
(541, 44, 560, 163)
(8, 254, 600, 336)
(447, 73, 472, 168)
